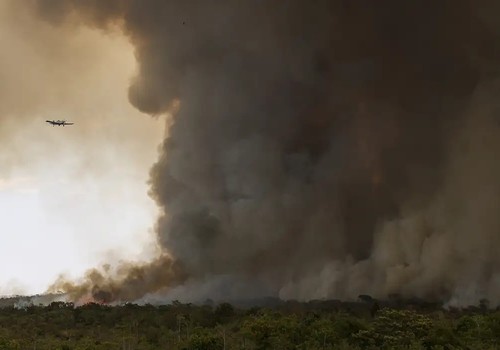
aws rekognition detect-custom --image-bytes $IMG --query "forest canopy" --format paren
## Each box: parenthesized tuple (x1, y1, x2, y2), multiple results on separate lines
(0, 298, 499, 349)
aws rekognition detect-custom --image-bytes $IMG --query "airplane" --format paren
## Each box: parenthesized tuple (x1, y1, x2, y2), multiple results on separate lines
(45, 120, 74, 127)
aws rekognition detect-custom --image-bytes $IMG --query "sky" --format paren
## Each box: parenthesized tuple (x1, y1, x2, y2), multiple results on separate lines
(0, 1, 163, 295)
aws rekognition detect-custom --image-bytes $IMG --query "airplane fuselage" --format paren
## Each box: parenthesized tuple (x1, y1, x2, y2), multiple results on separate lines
(46, 120, 74, 126)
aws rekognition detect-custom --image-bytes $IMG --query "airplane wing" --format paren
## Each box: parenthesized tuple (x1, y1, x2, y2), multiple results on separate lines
(45, 120, 74, 126)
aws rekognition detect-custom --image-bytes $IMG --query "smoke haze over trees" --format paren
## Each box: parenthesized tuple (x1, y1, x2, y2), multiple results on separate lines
(31, 0, 500, 306)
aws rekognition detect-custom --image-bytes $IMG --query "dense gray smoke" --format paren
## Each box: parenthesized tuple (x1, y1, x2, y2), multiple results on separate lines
(34, 0, 500, 306)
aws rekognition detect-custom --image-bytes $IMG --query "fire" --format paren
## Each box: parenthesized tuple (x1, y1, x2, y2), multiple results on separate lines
(74, 293, 109, 307)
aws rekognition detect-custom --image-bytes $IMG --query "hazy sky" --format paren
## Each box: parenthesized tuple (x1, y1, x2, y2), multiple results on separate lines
(0, 1, 163, 295)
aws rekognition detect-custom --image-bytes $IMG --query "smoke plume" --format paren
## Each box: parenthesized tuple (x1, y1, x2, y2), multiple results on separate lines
(34, 0, 500, 306)
(49, 255, 186, 303)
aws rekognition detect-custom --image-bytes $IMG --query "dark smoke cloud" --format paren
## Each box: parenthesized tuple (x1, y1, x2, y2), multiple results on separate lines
(33, 0, 500, 305)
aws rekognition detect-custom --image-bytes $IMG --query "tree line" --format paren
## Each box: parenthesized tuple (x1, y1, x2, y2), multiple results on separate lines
(0, 298, 499, 349)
